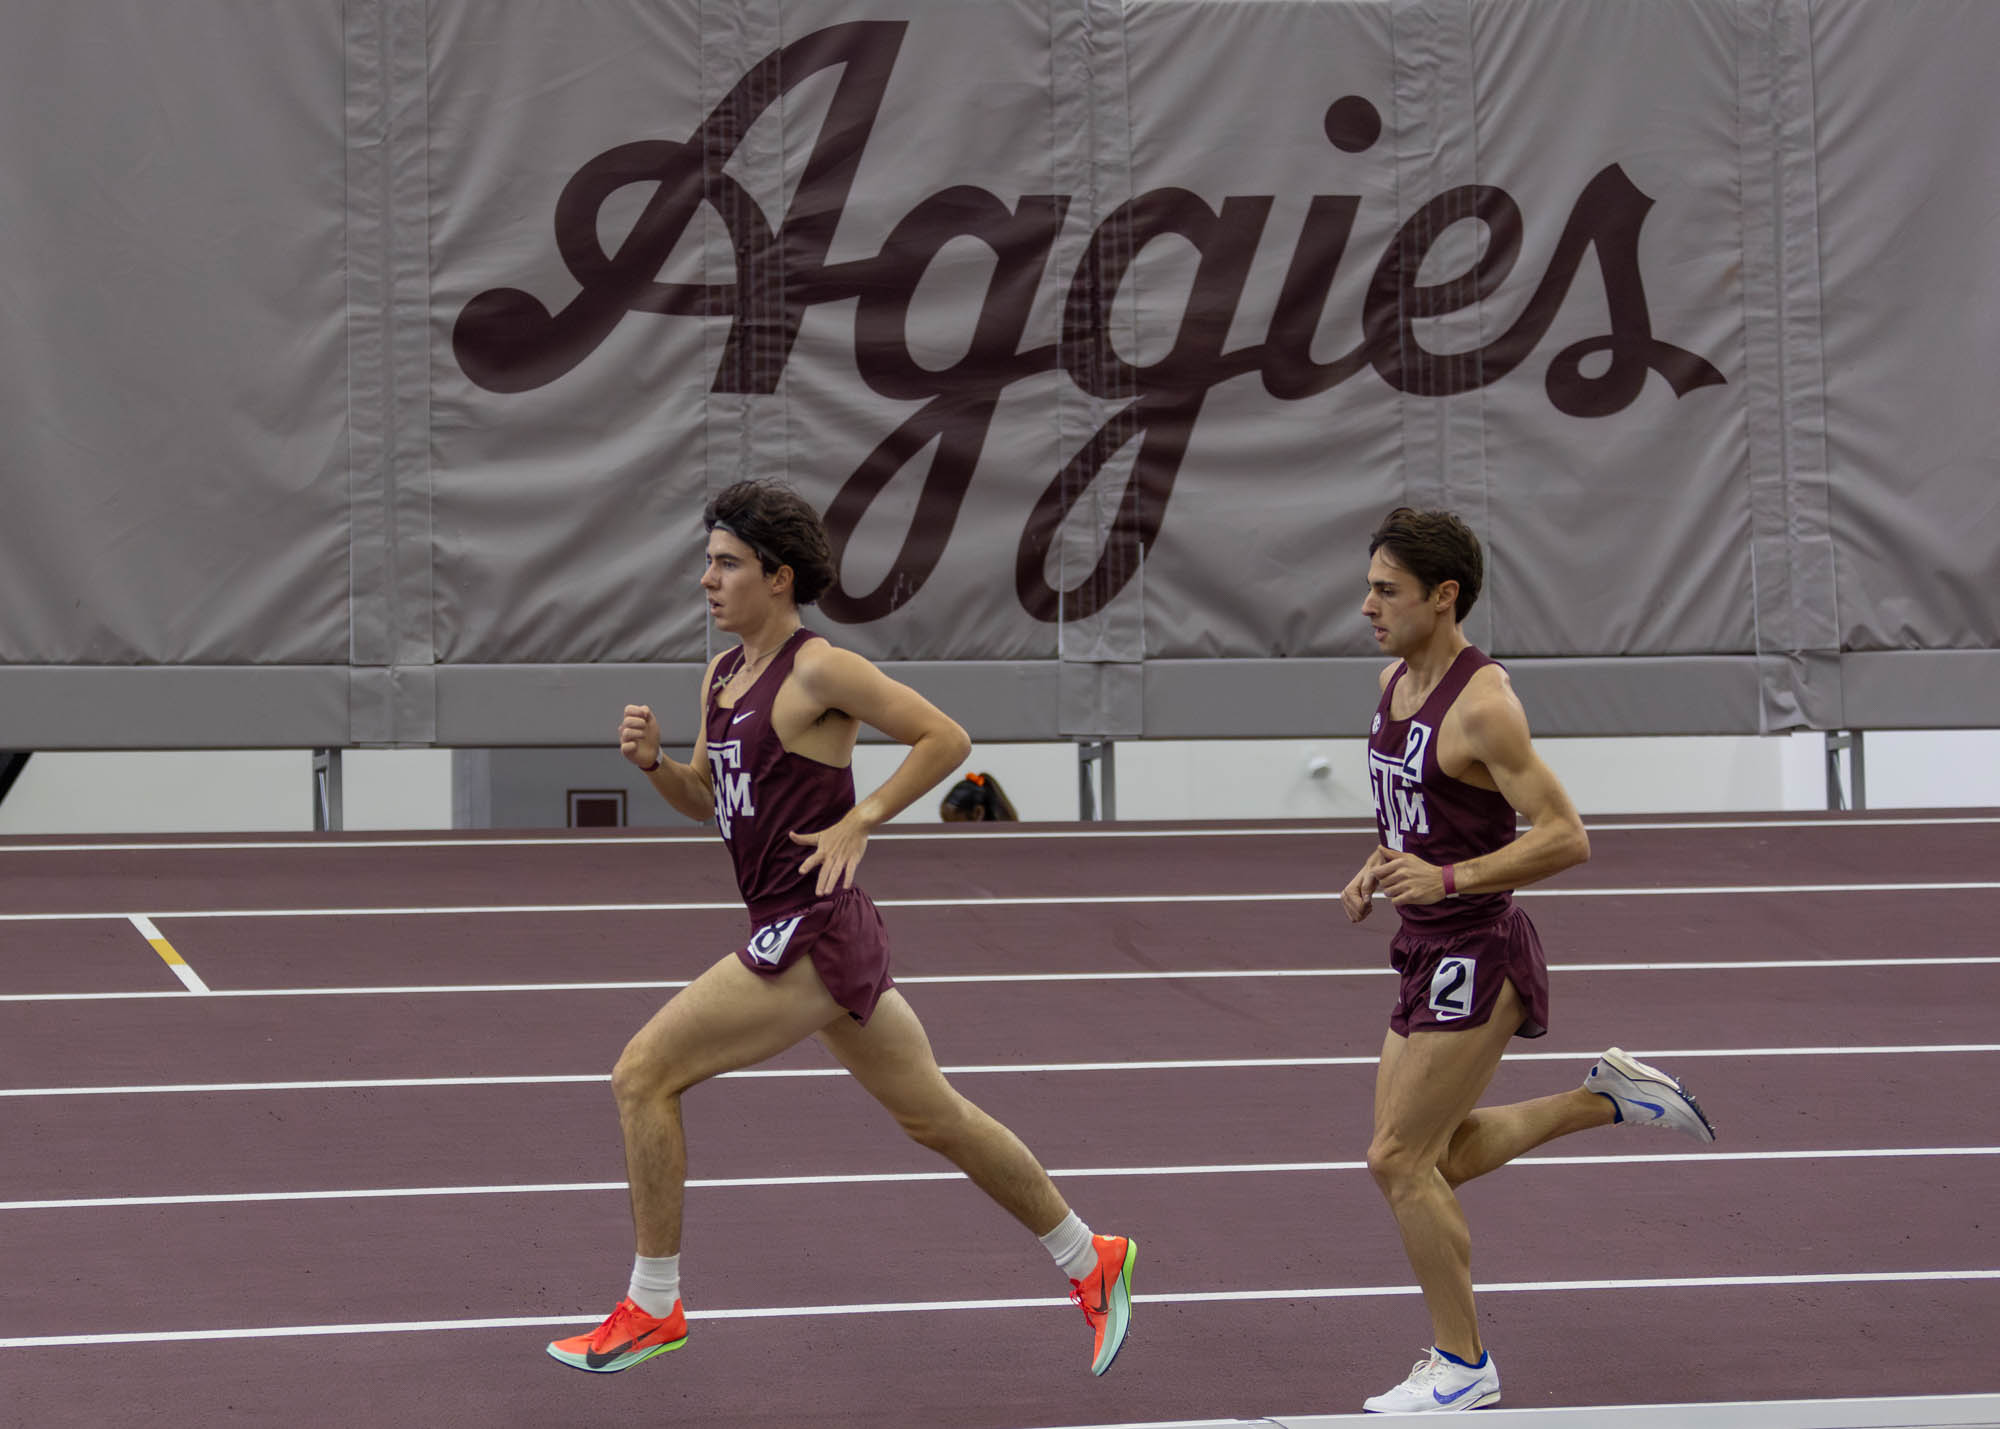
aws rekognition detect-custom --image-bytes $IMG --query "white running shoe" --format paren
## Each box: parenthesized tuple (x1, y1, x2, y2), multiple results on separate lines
(1363, 1346, 1501, 1413)
(1585, 1046, 1717, 1142)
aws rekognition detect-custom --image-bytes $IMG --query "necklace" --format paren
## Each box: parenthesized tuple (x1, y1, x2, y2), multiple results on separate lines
(713, 628, 796, 698)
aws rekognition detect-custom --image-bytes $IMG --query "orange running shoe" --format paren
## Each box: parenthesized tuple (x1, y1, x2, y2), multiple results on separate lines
(1068, 1234, 1137, 1376)
(546, 1296, 688, 1373)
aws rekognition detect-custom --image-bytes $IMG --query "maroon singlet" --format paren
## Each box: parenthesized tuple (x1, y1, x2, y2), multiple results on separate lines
(1366, 646, 1517, 935)
(702, 627, 855, 924)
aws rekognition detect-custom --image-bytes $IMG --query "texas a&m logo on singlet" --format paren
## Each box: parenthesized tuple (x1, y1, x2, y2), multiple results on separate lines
(707, 740, 755, 839)
(1368, 721, 1433, 851)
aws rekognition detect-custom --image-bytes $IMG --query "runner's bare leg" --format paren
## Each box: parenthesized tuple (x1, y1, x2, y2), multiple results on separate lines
(819, 989, 1071, 1235)
(1367, 981, 1526, 1361)
(613, 954, 847, 1255)
(1437, 1086, 1617, 1187)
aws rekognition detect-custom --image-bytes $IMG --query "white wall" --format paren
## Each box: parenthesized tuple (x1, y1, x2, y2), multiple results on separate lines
(863, 732, 1851, 825)
(1, 729, 1983, 834)
(0, 749, 451, 834)
(1854, 729, 2000, 808)
(0, 751, 312, 834)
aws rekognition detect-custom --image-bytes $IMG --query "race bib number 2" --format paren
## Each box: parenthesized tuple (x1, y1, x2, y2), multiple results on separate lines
(746, 914, 806, 967)
(1429, 956, 1476, 1020)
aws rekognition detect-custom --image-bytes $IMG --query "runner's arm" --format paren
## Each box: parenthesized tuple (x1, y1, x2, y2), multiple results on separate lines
(1444, 673, 1589, 896)
(785, 643, 971, 892)
(797, 643, 970, 826)
(618, 653, 722, 823)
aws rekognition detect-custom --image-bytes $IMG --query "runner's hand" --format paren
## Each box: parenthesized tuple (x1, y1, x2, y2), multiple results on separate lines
(1373, 847, 1447, 906)
(619, 704, 662, 771)
(790, 814, 871, 895)
(1341, 846, 1388, 922)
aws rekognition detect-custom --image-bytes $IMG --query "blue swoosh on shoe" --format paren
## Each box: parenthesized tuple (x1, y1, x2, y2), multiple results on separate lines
(1635, 1098, 1666, 1118)
(1434, 1381, 1481, 1405)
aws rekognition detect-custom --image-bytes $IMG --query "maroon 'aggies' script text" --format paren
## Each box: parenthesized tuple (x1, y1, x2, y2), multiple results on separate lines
(455, 22, 1725, 626)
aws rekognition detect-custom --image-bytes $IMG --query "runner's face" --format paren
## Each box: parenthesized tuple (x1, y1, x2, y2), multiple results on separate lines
(701, 528, 782, 633)
(1361, 549, 1447, 657)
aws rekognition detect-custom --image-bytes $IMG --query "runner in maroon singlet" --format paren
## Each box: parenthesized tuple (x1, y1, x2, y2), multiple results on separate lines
(1342, 508, 1717, 1414)
(548, 481, 1137, 1380)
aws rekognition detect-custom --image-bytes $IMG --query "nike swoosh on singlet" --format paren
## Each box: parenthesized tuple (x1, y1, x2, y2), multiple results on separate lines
(732, 710, 755, 724)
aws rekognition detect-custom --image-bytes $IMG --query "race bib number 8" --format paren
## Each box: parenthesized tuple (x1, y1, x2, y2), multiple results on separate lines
(747, 914, 806, 967)
(1429, 956, 1476, 1020)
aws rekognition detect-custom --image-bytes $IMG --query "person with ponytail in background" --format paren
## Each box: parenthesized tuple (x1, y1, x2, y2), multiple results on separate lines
(940, 771, 1018, 822)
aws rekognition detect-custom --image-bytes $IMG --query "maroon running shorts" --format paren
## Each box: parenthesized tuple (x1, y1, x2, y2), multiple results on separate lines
(1387, 903, 1550, 1039)
(735, 886, 896, 1024)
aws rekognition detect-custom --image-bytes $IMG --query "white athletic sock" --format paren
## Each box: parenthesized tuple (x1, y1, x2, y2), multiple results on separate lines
(627, 1253, 681, 1318)
(1039, 1211, 1098, 1282)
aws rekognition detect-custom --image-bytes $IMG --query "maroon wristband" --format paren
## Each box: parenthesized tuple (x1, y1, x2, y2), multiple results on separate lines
(1441, 863, 1457, 897)
(640, 753, 663, 773)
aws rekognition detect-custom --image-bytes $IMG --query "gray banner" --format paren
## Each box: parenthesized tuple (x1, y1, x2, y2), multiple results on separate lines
(0, 1, 1993, 748)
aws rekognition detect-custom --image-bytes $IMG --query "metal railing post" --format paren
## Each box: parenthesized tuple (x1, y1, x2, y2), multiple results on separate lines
(313, 749, 344, 831)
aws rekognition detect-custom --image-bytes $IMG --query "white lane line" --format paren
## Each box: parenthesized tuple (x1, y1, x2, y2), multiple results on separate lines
(7, 1146, 1996, 1214)
(3, 881, 1997, 924)
(127, 915, 208, 994)
(1520, 882, 2000, 896)
(4, 955, 1997, 1004)
(5, 1269, 1995, 1349)
(1, 814, 1992, 854)
(0, 827, 1352, 853)
(1048, 1396, 2000, 1429)
(1, 900, 741, 922)
(4, 1043, 1997, 1099)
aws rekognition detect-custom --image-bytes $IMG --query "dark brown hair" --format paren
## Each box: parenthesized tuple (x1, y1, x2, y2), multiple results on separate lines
(1368, 506, 1483, 622)
(940, 771, 1019, 822)
(702, 480, 836, 606)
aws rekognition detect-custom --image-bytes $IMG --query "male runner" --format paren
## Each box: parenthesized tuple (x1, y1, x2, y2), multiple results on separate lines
(547, 480, 1135, 1377)
(1343, 507, 1715, 1413)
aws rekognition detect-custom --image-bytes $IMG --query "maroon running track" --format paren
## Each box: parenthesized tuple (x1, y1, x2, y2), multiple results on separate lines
(2, 814, 1997, 1427)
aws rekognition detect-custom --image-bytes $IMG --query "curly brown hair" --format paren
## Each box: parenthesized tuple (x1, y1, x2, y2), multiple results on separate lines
(1368, 507, 1484, 622)
(702, 480, 836, 606)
